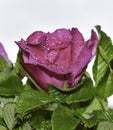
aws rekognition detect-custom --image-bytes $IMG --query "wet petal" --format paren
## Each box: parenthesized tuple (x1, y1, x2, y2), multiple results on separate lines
(27, 31, 46, 45)
(55, 44, 72, 67)
(88, 30, 99, 57)
(16, 39, 45, 64)
(45, 50, 59, 63)
(71, 28, 85, 62)
(22, 64, 66, 91)
(71, 30, 98, 78)
(16, 39, 71, 75)
(16, 28, 99, 91)
(47, 28, 72, 50)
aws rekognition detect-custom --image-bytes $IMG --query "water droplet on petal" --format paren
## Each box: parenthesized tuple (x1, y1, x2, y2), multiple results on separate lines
(46, 29, 72, 50)
(47, 48, 50, 51)
(25, 47, 30, 52)
(58, 41, 62, 44)
(27, 31, 45, 45)
(45, 50, 59, 63)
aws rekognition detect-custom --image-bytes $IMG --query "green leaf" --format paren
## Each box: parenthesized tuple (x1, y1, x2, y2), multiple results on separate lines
(93, 26, 113, 85)
(0, 117, 7, 130)
(2, 102, 16, 130)
(0, 96, 14, 105)
(74, 99, 113, 128)
(0, 67, 24, 96)
(77, 113, 97, 128)
(96, 110, 113, 122)
(0, 56, 9, 69)
(80, 97, 102, 119)
(48, 85, 68, 103)
(0, 125, 7, 130)
(0, 96, 15, 117)
(29, 109, 52, 130)
(49, 78, 95, 104)
(16, 84, 54, 116)
(52, 107, 80, 130)
(65, 78, 95, 104)
(93, 26, 113, 98)
(97, 121, 113, 130)
(48, 75, 88, 103)
(98, 46, 112, 72)
(96, 68, 113, 98)
(77, 110, 113, 129)
(73, 98, 102, 128)
(18, 122, 32, 130)
(39, 120, 51, 130)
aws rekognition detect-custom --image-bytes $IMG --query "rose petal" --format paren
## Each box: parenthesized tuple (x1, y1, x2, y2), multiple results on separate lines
(16, 28, 98, 91)
(55, 44, 72, 67)
(22, 63, 66, 91)
(71, 28, 85, 63)
(27, 31, 46, 45)
(47, 28, 72, 50)
(16, 39, 71, 75)
(0, 42, 11, 64)
(70, 30, 98, 85)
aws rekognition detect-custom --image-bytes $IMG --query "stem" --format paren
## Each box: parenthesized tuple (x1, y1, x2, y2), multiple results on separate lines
(97, 97, 108, 111)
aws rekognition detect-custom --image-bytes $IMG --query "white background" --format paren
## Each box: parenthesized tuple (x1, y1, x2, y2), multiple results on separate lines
(0, 0, 113, 107)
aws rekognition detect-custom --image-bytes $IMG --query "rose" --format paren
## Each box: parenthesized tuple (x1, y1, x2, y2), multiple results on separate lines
(0, 42, 11, 64)
(16, 28, 98, 91)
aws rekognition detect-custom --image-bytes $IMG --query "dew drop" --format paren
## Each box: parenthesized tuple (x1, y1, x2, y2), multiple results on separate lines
(52, 42, 55, 46)
(25, 47, 30, 52)
(47, 48, 50, 51)
(45, 50, 59, 63)
(58, 41, 62, 44)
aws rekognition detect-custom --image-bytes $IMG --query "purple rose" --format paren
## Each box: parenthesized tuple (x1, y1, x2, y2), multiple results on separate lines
(0, 42, 11, 64)
(16, 28, 98, 91)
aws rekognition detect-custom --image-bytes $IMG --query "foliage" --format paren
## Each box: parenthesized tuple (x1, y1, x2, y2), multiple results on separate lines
(0, 26, 113, 130)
